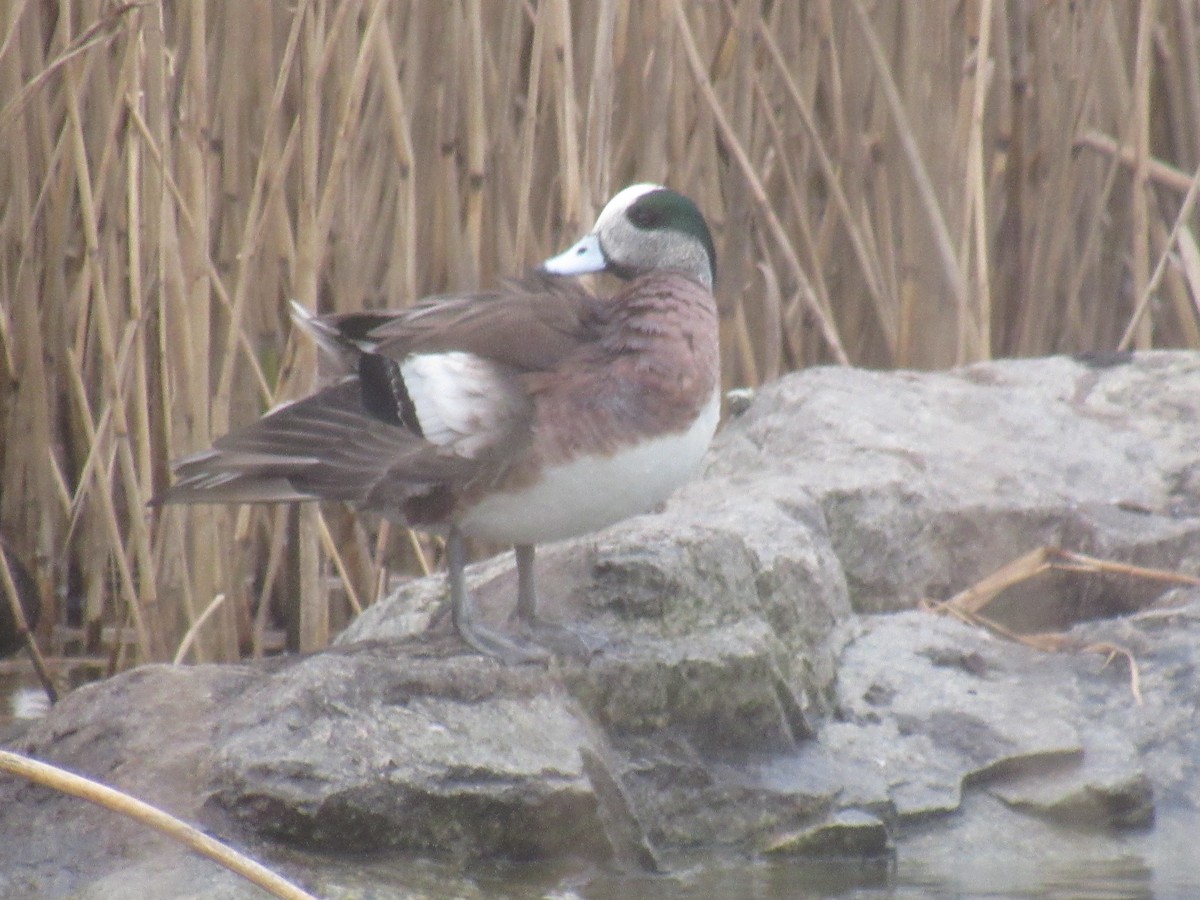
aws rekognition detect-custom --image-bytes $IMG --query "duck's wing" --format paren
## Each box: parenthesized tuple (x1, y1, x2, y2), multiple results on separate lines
(157, 377, 483, 513)
(364, 273, 604, 371)
(158, 276, 599, 519)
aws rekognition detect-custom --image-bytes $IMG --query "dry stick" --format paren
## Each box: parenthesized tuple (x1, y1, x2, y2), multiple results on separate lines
(929, 545, 1200, 662)
(551, 0, 582, 224)
(372, 14, 418, 302)
(1171, 249, 1200, 352)
(61, 323, 139, 546)
(124, 21, 157, 618)
(1084, 642, 1143, 706)
(1173, 222, 1200, 335)
(0, 544, 57, 704)
(921, 546, 1162, 705)
(634, 2, 674, 182)
(483, 3, 525, 260)
(463, 1, 488, 271)
(252, 507, 291, 659)
(0, 0, 32, 67)
(584, 0, 617, 206)
(179, 0, 226, 662)
(929, 546, 1054, 617)
(137, 0, 195, 646)
(1117, 158, 1200, 351)
(1076, 130, 1195, 194)
(296, 2, 326, 654)
(0, 287, 14, 377)
(62, 342, 154, 660)
(963, 0, 994, 362)
(61, 37, 159, 658)
(932, 601, 1038, 647)
(214, 3, 309, 419)
(955, 606, 1145, 706)
(745, 66, 831, 375)
(755, 258, 785, 385)
(404, 524, 433, 578)
(1058, 135, 1127, 353)
(1178, 1, 1200, 142)
(847, 0, 969, 323)
(1016, 7, 1120, 356)
(513, 2, 547, 261)
(0, 3, 135, 135)
(932, 546, 1200, 620)
(296, 3, 386, 631)
(315, 509, 363, 616)
(715, 2, 764, 387)
(1052, 548, 1200, 587)
(123, 102, 273, 400)
(313, 1, 385, 253)
(671, 0, 849, 365)
(0, 750, 317, 900)
(149, 518, 199, 666)
(1127, 0, 1159, 351)
(172, 593, 228, 665)
(755, 17, 894, 351)
(730, 294, 760, 388)
(739, 84, 806, 374)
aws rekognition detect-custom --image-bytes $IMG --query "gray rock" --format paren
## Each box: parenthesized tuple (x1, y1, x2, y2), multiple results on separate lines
(822, 611, 1084, 819)
(988, 732, 1154, 830)
(711, 353, 1200, 619)
(762, 808, 891, 858)
(4, 352, 1200, 898)
(209, 647, 610, 861)
(0, 664, 276, 898)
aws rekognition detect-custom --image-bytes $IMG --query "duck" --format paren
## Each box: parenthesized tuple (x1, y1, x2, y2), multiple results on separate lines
(159, 184, 721, 663)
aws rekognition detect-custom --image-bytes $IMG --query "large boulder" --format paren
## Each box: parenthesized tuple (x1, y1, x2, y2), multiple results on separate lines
(2, 352, 1200, 897)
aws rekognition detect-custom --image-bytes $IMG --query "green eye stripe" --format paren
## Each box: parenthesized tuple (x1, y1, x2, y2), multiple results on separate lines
(627, 189, 717, 283)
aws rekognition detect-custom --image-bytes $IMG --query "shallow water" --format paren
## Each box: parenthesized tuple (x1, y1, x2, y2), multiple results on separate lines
(302, 825, 1200, 900)
(306, 857, 1191, 900)
(0, 670, 49, 723)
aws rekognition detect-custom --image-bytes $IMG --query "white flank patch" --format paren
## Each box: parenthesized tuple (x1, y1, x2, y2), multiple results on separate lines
(459, 389, 720, 545)
(400, 352, 522, 458)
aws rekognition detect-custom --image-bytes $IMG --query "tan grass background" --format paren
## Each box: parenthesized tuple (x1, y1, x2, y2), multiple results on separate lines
(2, 1, 1199, 673)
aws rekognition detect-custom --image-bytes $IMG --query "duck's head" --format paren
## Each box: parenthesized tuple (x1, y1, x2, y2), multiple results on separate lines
(541, 184, 716, 290)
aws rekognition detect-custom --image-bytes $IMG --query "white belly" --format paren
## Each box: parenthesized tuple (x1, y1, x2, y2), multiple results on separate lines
(458, 390, 720, 545)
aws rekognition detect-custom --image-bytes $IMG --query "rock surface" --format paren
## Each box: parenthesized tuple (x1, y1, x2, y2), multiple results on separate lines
(3, 351, 1200, 898)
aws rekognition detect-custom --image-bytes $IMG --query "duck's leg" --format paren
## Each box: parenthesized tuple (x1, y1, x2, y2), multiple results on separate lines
(515, 543, 606, 659)
(446, 527, 548, 664)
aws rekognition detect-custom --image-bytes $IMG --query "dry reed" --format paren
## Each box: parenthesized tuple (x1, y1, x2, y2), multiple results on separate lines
(1, 1, 1199, 672)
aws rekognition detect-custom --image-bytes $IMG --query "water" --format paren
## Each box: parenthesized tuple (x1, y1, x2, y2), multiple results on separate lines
(300, 817, 1200, 900)
(300, 854, 1197, 900)
(0, 670, 49, 724)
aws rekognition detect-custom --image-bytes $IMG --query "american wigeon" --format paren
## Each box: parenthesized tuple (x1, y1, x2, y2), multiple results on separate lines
(160, 184, 720, 663)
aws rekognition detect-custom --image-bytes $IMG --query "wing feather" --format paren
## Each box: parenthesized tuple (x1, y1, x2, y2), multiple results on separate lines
(159, 379, 481, 514)
(160, 275, 586, 519)
(367, 273, 602, 370)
